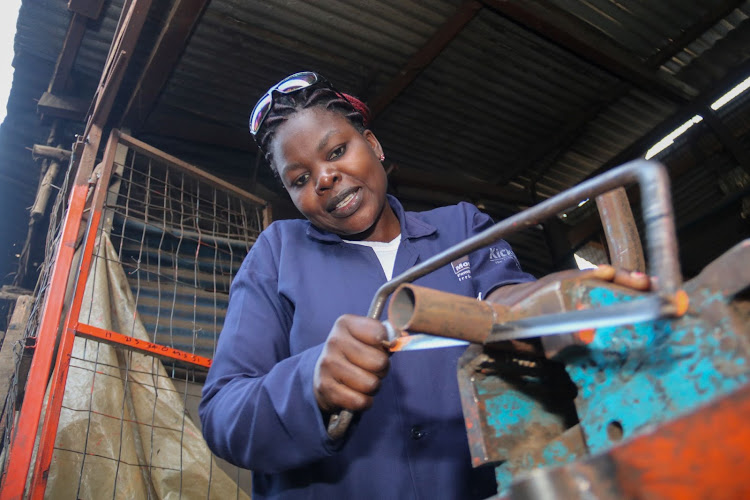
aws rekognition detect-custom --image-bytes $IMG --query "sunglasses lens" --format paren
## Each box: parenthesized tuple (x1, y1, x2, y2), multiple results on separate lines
(276, 72, 319, 93)
(250, 94, 273, 135)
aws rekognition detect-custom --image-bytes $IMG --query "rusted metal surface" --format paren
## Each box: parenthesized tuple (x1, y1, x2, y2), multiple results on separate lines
(683, 238, 750, 303)
(393, 210, 748, 493)
(557, 240, 749, 456)
(457, 345, 577, 470)
(595, 187, 645, 272)
(452, 239, 749, 494)
(502, 382, 750, 500)
(387, 281, 662, 350)
(495, 425, 588, 494)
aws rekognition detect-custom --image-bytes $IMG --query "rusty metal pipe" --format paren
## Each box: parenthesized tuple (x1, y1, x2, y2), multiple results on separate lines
(595, 187, 645, 273)
(388, 284, 543, 355)
(389, 283, 511, 344)
(327, 159, 681, 439)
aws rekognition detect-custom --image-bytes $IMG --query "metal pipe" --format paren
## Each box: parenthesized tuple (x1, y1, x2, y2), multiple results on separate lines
(326, 159, 681, 439)
(595, 187, 645, 272)
(387, 284, 542, 355)
(388, 283, 510, 344)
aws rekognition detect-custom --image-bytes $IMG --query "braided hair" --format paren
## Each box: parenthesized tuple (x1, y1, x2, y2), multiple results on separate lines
(255, 86, 370, 172)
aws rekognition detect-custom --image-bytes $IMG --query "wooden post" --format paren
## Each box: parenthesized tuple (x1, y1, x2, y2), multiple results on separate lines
(13, 123, 60, 288)
(30, 155, 62, 221)
(0, 295, 34, 441)
(31, 144, 72, 162)
(0, 286, 33, 302)
(262, 204, 273, 230)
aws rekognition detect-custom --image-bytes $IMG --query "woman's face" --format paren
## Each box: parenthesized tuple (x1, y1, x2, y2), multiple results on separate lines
(269, 107, 399, 242)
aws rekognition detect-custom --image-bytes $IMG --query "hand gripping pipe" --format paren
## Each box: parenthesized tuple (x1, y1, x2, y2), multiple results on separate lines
(326, 159, 682, 440)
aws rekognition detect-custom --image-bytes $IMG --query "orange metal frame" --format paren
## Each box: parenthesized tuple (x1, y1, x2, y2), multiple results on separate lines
(73, 323, 213, 369)
(26, 131, 121, 497)
(0, 138, 95, 499)
(2, 129, 264, 498)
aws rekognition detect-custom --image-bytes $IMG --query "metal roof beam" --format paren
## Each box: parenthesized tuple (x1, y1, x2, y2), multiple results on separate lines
(84, 0, 152, 137)
(48, 0, 105, 95)
(480, 0, 698, 102)
(121, 0, 210, 131)
(47, 13, 87, 94)
(67, 0, 105, 19)
(369, 0, 482, 120)
(37, 91, 88, 122)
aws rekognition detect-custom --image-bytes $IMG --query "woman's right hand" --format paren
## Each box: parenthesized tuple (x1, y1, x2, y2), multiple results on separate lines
(313, 315, 391, 413)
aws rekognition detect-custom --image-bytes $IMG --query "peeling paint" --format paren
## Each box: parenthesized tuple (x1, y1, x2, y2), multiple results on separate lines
(457, 242, 750, 493)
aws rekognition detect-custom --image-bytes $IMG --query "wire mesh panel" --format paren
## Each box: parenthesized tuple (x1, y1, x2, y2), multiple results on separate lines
(33, 132, 266, 498)
(106, 139, 263, 366)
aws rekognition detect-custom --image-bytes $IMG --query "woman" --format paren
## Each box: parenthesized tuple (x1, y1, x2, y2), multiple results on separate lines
(199, 72, 648, 499)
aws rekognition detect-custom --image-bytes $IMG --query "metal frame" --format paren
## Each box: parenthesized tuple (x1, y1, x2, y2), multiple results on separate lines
(0, 144, 94, 499)
(1, 129, 268, 498)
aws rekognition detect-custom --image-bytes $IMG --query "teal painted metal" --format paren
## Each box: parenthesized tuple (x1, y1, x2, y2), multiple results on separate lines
(457, 240, 750, 496)
(560, 284, 749, 453)
(457, 348, 582, 493)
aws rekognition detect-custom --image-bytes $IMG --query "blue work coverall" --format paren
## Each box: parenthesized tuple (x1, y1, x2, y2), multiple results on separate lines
(200, 196, 535, 499)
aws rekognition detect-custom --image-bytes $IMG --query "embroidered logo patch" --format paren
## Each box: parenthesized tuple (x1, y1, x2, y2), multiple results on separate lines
(489, 246, 513, 264)
(451, 256, 472, 281)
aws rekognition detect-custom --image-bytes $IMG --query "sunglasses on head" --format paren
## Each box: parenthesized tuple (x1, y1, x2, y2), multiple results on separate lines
(249, 71, 351, 137)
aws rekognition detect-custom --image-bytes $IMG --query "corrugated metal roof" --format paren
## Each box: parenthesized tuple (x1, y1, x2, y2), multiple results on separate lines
(3, 0, 750, 291)
(663, 3, 750, 89)
(374, 6, 621, 184)
(510, 1, 750, 201)
(527, 89, 679, 199)
(548, 0, 720, 62)
(157, 0, 462, 128)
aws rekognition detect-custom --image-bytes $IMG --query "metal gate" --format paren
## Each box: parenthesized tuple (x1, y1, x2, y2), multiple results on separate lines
(1, 130, 270, 498)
